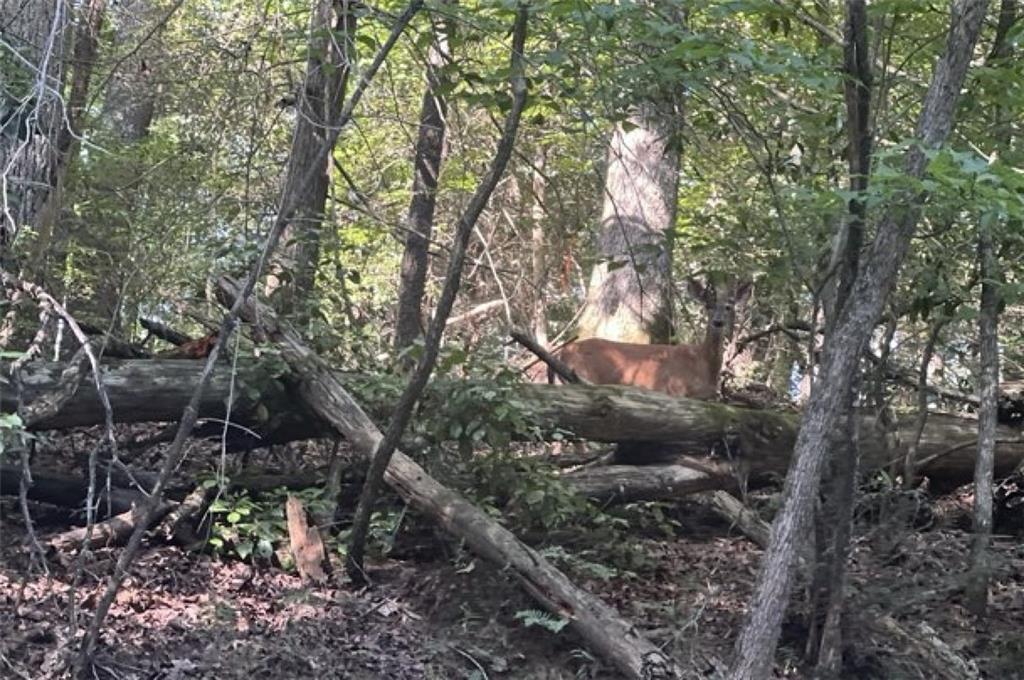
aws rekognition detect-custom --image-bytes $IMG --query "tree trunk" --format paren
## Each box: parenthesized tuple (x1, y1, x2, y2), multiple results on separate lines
(28, 0, 107, 283)
(529, 146, 549, 347)
(966, 0, 1016, 618)
(265, 0, 356, 323)
(577, 102, 679, 343)
(0, 0, 67, 266)
(967, 223, 1000, 615)
(729, 3, 990, 677)
(346, 8, 526, 582)
(0, 463, 145, 516)
(101, 0, 161, 140)
(393, 10, 451, 355)
(872, 616, 980, 680)
(809, 2, 872, 673)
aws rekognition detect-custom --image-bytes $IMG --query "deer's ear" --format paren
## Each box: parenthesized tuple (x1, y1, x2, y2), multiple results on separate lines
(686, 278, 706, 301)
(734, 281, 753, 305)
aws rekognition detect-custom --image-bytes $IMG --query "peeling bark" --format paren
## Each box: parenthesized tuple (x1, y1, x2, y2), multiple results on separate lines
(578, 103, 680, 343)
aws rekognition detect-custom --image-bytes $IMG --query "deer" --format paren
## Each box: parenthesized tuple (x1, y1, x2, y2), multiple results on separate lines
(554, 278, 753, 400)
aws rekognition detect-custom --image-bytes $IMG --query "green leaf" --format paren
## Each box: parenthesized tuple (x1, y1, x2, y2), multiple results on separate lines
(524, 489, 545, 506)
(514, 609, 569, 633)
(235, 540, 254, 559)
(0, 413, 24, 429)
(257, 538, 274, 557)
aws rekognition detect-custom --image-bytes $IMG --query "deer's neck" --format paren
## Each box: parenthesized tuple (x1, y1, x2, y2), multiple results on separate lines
(699, 329, 726, 381)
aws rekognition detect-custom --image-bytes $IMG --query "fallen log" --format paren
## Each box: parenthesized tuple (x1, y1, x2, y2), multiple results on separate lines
(217, 277, 683, 680)
(0, 464, 145, 516)
(696, 490, 771, 548)
(4, 360, 1024, 487)
(871, 615, 979, 680)
(564, 463, 731, 503)
(49, 501, 174, 553)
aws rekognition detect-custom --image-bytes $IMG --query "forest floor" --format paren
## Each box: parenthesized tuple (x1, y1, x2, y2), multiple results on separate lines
(3, 431, 1024, 679)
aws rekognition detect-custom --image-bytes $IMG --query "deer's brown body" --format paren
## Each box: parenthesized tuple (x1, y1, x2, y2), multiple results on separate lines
(558, 336, 725, 398)
(556, 279, 751, 399)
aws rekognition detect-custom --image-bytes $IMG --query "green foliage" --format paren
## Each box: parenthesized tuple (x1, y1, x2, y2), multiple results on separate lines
(513, 608, 569, 634)
(429, 363, 548, 450)
(469, 452, 592, 532)
(334, 507, 407, 560)
(203, 480, 402, 565)
(205, 484, 331, 563)
(206, 488, 284, 562)
(0, 412, 23, 430)
(538, 545, 623, 581)
(0, 412, 29, 457)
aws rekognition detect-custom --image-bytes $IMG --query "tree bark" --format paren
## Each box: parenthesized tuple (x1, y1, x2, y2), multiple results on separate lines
(100, 0, 163, 141)
(809, 2, 872, 673)
(27, 0, 106, 283)
(529, 146, 549, 347)
(393, 9, 451, 355)
(564, 462, 731, 503)
(577, 102, 680, 343)
(966, 0, 1016, 618)
(967, 222, 999, 615)
(0, 463, 145, 516)
(0, 0, 67, 265)
(49, 501, 174, 553)
(872, 616, 980, 680)
(264, 0, 356, 322)
(729, 3, 990, 677)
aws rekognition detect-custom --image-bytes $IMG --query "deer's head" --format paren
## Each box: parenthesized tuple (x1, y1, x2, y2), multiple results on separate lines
(686, 277, 753, 342)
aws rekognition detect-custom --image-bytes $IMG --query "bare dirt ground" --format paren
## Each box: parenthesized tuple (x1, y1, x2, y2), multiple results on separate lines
(4, 437, 1024, 679)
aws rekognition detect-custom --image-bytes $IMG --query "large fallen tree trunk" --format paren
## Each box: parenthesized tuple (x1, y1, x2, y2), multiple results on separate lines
(4, 359, 1021, 487)
(214, 277, 683, 680)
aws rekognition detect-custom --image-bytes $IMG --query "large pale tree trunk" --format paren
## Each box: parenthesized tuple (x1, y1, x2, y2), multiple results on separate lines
(393, 12, 450, 354)
(265, 0, 356, 323)
(729, 2, 990, 677)
(100, 0, 163, 141)
(577, 102, 679, 343)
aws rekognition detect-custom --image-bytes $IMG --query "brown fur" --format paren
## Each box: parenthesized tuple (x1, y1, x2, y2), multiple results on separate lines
(556, 279, 752, 399)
